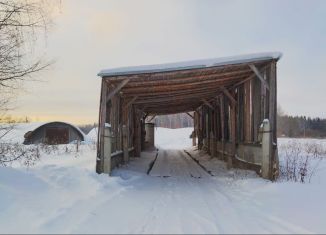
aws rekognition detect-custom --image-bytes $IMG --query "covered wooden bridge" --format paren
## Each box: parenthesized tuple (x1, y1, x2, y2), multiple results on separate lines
(96, 52, 282, 180)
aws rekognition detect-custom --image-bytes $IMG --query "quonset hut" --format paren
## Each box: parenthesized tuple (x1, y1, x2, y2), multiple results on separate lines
(96, 52, 281, 180)
(23, 122, 85, 145)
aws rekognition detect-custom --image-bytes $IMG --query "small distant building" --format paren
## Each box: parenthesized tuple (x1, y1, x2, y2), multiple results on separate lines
(23, 122, 85, 145)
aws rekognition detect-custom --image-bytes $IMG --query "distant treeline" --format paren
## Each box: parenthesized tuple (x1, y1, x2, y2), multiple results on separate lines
(278, 115, 326, 138)
(75, 111, 326, 138)
(153, 113, 193, 129)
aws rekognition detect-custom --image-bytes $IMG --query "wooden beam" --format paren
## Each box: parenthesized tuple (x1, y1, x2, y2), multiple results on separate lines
(121, 76, 244, 94)
(123, 79, 240, 98)
(186, 112, 194, 119)
(143, 112, 149, 120)
(148, 115, 156, 122)
(221, 86, 237, 105)
(249, 64, 270, 90)
(96, 79, 108, 174)
(124, 96, 138, 108)
(202, 99, 215, 110)
(133, 91, 218, 105)
(269, 61, 277, 143)
(106, 78, 130, 101)
(122, 70, 252, 88)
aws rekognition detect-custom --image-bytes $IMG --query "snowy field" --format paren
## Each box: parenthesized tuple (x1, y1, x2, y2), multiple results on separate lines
(0, 126, 326, 233)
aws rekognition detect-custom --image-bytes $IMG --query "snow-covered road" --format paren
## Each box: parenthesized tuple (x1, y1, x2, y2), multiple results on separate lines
(119, 149, 313, 234)
(149, 149, 210, 178)
(1, 127, 326, 233)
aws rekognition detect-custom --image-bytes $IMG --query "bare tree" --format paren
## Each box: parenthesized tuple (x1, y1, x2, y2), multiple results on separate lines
(0, 0, 58, 164)
(0, 0, 57, 115)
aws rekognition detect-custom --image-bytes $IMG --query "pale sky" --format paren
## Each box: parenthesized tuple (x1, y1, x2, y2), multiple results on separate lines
(11, 0, 326, 124)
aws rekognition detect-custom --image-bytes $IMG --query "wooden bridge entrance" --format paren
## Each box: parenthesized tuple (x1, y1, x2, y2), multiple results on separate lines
(96, 52, 281, 180)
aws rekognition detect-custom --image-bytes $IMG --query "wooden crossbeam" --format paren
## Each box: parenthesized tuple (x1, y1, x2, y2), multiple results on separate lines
(221, 86, 237, 105)
(133, 92, 218, 105)
(148, 115, 156, 122)
(186, 112, 194, 119)
(125, 96, 138, 108)
(202, 99, 215, 110)
(249, 64, 270, 90)
(143, 112, 149, 120)
(106, 79, 130, 101)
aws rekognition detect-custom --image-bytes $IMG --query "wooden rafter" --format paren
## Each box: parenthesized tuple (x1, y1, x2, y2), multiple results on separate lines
(122, 70, 252, 88)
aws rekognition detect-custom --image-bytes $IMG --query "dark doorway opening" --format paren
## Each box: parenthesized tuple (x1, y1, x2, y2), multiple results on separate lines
(45, 127, 69, 144)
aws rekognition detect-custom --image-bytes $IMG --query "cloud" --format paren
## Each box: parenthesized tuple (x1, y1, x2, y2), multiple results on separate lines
(10, 0, 326, 123)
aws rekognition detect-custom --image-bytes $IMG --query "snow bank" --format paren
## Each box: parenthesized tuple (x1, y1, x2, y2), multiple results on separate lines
(86, 127, 98, 144)
(0, 128, 326, 233)
(155, 127, 193, 149)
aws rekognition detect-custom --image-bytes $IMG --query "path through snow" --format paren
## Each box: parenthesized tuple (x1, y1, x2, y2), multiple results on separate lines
(0, 127, 325, 233)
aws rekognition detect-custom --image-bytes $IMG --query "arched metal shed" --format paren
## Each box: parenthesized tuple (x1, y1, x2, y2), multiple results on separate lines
(23, 122, 85, 145)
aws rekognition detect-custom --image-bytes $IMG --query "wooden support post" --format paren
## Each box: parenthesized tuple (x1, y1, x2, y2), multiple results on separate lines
(96, 79, 108, 174)
(103, 125, 112, 174)
(229, 90, 236, 169)
(122, 125, 128, 163)
(110, 96, 118, 153)
(261, 119, 272, 179)
(237, 85, 244, 142)
(192, 130, 196, 146)
(219, 96, 225, 160)
(244, 80, 252, 142)
(269, 61, 278, 180)
(269, 61, 277, 143)
(197, 109, 203, 150)
(134, 109, 142, 157)
(252, 75, 262, 142)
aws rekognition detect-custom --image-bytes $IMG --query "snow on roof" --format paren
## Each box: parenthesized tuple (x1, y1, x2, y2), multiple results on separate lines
(0, 121, 86, 144)
(98, 52, 282, 77)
